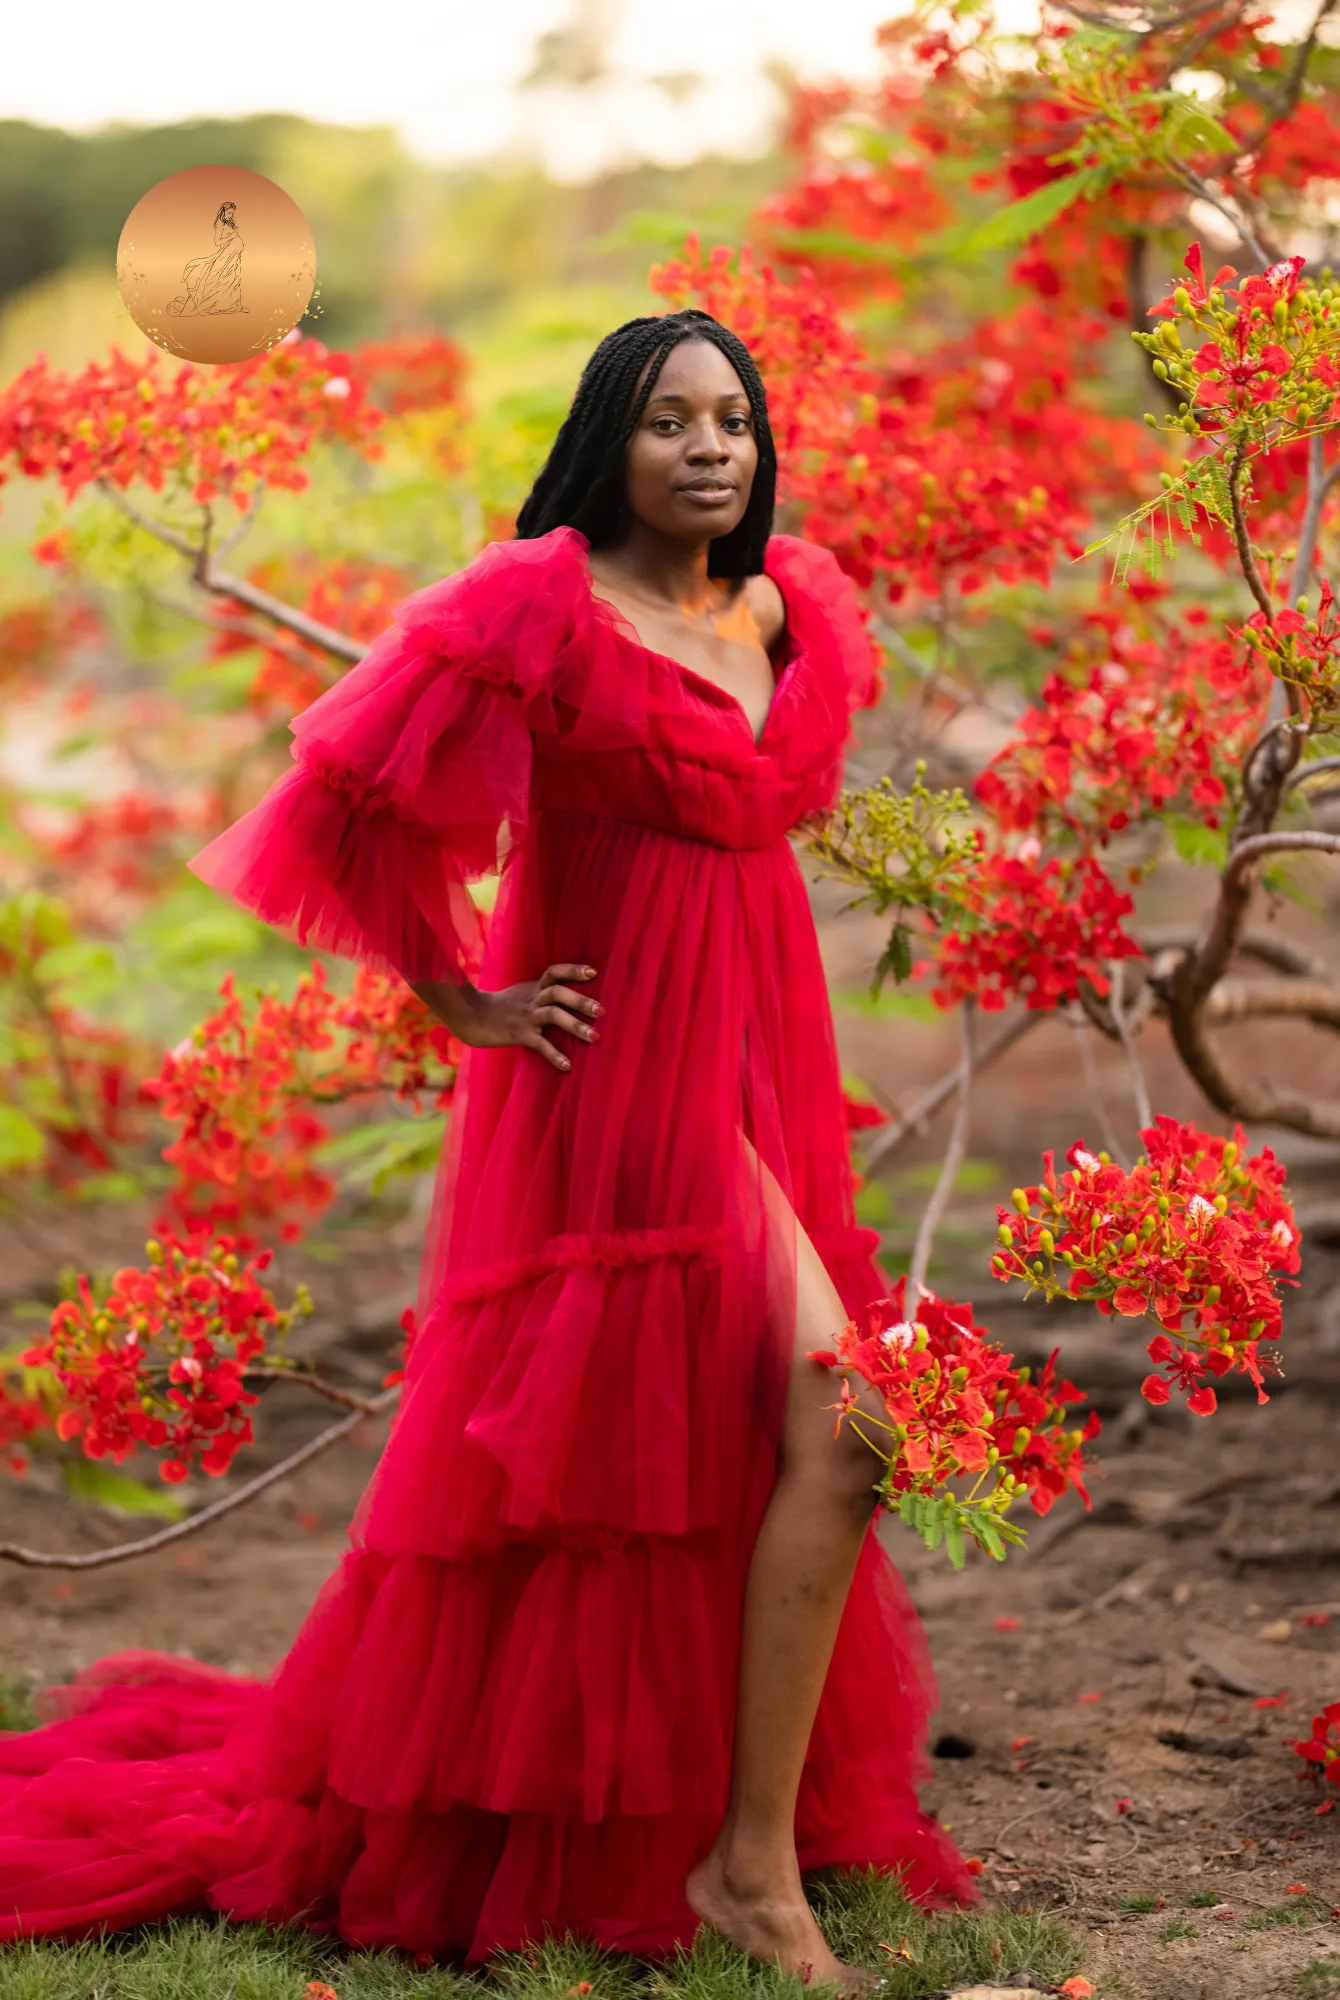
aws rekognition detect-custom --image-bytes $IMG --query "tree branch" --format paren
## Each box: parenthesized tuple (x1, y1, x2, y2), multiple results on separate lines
(1108, 957, 1153, 1131)
(1068, 999, 1128, 1165)
(96, 480, 366, 667)
(242, 1367, 389, 1413)
(1287, 755, 1340, 795)
(0, 1388, 399, 1570)
(1204, 975, 1340, 1030)
(1137, 922, 1330, 981)
(1164, 832, 1340, 1133)
(861, 1009, 1041, 1175)
(1227, 437, 1275, 623)
(1178, 168, 1275, 271)
(909, 999, 975, 1300)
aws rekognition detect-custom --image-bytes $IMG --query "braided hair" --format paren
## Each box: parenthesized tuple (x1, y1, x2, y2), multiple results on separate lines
(512, 308, 776, 578)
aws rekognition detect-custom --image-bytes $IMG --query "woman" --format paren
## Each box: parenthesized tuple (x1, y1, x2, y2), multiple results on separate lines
(0, 309, 973, 1983)
(166, 200, 247, 317)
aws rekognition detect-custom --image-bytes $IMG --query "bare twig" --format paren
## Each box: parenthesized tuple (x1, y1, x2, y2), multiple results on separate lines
(1286, 754, 1340, 795)
(96, 480, 366, 666)
(214, 481, 267, 561)
(908, 999, 975, 1300)
(242, 1367, 388, 1414)
(1288, 432, 1335, 605)
(1226, 437, 1277, 625)
(0, 1388, 398, 1570)
(1178, 169, 1275, 271)
(862, 1011, 1041, 1175)
(1107, 959, 1153, 1132)
(148, 589, 342, 690)
(1068, 1000, 1127, 1166)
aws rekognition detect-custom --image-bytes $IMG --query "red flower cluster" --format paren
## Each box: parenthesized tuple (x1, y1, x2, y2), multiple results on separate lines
(0, 593, 100, 691)
(1145, 241, 1340, 438)
(353, 332, 469, 416)
(992, 1117, 1299, 1411)
(1289, 1705, 1340, 1789)
(976, 613, 1272, 839)
(146, 961, 459, 1244)
(23, 1233, 302, 1481)
(1242, 577, 1340, 711)
(809, 1275, 1098, 1558)
(0, 907, 152, 1188)
(932, 845, 1140, 1012)
(0, 1379, 47, 1477)
(0, 337, 384, 508)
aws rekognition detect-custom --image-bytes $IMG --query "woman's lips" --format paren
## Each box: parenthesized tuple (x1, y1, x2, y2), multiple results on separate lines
(679, 484, 735, 505)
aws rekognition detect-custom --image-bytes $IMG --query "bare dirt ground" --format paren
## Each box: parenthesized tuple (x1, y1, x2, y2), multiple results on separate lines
(3, 889, 1340, 2000)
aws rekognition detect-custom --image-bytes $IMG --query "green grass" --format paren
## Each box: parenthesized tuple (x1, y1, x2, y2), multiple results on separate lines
(1158, 1920, 1198, 1942)
(1296, 1962, 1340, 2000)
(1181, 1889, 1221, 1909)
(1118, 1893, 1163, 1913)
(0, 1873, 1083, 2000)
(1242, 1900, 1321, 1931)
(0, 1677, 37, 1733)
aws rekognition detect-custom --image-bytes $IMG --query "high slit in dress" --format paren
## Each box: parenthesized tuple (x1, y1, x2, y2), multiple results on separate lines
(0, 524, 975, 1961)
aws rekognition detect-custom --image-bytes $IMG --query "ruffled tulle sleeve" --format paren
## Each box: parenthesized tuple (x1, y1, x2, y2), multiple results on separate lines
(189, 534, 581, 985)
(765, 534, 883, 717)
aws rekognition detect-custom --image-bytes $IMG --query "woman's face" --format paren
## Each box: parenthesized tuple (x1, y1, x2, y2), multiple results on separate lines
(621, 338, 758, 543)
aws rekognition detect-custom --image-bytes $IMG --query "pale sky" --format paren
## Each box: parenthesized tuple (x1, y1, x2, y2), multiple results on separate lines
(1, 0, 973, 182)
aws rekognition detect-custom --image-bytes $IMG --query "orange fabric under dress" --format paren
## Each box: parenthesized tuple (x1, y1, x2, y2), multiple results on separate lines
(0, 525, 975, 1961)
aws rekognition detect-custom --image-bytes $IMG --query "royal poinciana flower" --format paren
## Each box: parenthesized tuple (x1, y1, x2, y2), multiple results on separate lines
(23, 1233, 308, 1482)
(975, 609, 1272, 840)
(1288, 1704, 1340, 1789)
(147, 962, 460, 1245)
(808, 1275, 1098, 1562)
(931, 844, 1141, 1012)
(0, 338, 385, 509)
(992, 1117, 1299, 1412)
(1141, 241, 1339, 441)
(1241, 577, 1340, 714)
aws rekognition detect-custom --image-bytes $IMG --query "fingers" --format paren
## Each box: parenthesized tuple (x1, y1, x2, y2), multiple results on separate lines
(526, 964, 603, 1074)
(522, 1027, 572, 1073)
(540, 982, 603, 1020)
(542, 963, 597, 988)
(535, 1003, 598, 1042)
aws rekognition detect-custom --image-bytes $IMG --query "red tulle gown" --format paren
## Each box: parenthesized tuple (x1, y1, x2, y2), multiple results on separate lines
(0, 525, 974, 1959)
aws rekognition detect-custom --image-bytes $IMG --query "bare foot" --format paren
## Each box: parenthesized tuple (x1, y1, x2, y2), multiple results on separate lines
(686, 1843, 877, 1995)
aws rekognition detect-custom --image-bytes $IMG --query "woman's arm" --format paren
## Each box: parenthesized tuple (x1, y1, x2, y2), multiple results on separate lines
(412, 962, 603, 1074)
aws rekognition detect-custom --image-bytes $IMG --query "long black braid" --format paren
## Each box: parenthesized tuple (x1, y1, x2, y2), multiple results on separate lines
(512, 308, 776, 578)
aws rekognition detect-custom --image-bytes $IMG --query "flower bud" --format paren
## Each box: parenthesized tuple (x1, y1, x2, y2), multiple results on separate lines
(145, 1239, 163, 1266)
(1204, 1285, 1221, 1305)
(1039, 1228, 1055, 1255)
(1012, 1188, 1029, 1214)
(1157, 1196, 1170, 1217)
(1174, 286, 1191, 313)
(1123, 1232, 1138, 1254)
(998, 1222, 1013, 1247)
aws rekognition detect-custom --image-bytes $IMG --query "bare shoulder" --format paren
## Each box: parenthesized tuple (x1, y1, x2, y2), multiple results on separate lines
(743, 571, 787, 652)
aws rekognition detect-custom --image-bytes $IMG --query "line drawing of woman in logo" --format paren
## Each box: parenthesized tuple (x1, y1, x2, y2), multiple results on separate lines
(166, 200, 249, 316)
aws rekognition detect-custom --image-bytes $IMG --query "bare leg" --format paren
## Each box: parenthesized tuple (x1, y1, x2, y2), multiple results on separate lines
(687, 1158, 888, 1992)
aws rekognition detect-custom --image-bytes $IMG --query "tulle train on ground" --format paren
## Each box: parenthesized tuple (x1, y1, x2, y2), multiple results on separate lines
(0, 526, 975, 1959)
